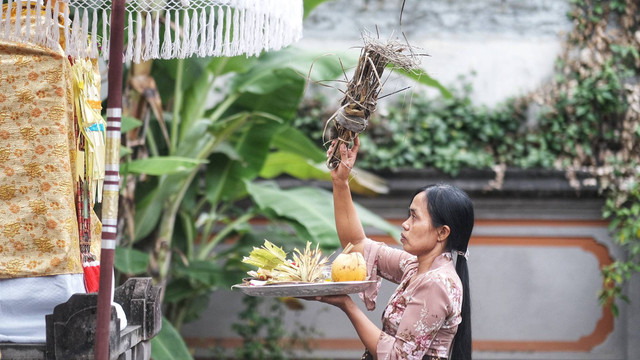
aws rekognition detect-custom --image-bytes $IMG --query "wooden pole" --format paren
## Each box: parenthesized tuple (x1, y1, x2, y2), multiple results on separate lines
(94, 0, 125, 358)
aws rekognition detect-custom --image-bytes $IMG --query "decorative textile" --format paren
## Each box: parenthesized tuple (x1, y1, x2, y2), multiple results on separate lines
(0, 0, 304, 62)
(0, 38, 84, 278)
(361, 349, 447, 360)
(72, 57, 104, 292)
(72, 57, 105, 203)
(362, 239, 462, 360)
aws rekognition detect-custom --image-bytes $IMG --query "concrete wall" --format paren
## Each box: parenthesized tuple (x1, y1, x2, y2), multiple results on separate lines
(298, 0, 572, 107)
(181, 170, 640, 359)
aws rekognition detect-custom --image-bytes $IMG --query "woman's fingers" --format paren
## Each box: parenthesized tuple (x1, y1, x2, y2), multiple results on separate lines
(327, 139, 336, 157)
(340, 142, 349, 157)
(352, 136, 360, 152)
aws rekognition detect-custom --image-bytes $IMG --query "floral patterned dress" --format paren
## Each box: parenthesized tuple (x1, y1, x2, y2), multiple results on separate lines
(361, 239, 463, 360)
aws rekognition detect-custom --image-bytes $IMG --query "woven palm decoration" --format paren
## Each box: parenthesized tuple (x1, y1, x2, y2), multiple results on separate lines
(0, 0, 303, 62)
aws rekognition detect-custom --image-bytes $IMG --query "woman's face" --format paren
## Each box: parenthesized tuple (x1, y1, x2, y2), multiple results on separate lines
(400, 192, 442, 256)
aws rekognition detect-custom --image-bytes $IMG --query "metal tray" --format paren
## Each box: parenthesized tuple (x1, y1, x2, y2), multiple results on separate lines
(231, 280, 376, 297)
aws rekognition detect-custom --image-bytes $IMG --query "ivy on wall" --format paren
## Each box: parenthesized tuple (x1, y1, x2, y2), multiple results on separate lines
(295, 82, 555, 176)
(294, 0, 639, 314)
(542, 0, 639, 314)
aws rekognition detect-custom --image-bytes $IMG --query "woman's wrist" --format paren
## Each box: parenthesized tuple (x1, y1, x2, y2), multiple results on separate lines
(332, 178, 350, 189)
(338, 296, 356, 312)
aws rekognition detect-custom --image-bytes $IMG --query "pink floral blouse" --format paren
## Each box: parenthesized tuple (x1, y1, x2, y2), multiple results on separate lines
(361, 239, 463, 360)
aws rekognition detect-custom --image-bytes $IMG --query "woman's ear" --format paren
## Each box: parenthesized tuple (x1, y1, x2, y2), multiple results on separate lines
(438, 225, 451, 242)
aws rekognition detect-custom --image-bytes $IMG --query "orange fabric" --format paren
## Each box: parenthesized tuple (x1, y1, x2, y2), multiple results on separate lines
(0, 39, 83, 278)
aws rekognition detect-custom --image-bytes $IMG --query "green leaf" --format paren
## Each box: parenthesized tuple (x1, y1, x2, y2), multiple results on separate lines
(179, 71, 213, 143)
(151, 317, 194, 360)
(174, 260, 224, 288)
(134, 174, 191, 241)
(233, 68, 306, 121)
(134, 187, 164, 241)
(164, 279, 198, 303)
(120, 145, 133, 158)
(394, 67, 452, 99)
(123, 157, 206, 175)
(271, 127, 327, 162)
(260, 152, 328, 179)
(267, 127, 390, 195)
(303, 0, 331, 19)
(207, 55, 257, 76)
(114, 247, 150, 275)
(245, 181, 400, 248)
(120, 116, 144, 133)
(206, 118, 285, 203)
(155, 57, 210, 92)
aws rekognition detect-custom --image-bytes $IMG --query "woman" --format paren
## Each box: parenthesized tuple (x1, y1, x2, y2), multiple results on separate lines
(314, 137, 473, 360)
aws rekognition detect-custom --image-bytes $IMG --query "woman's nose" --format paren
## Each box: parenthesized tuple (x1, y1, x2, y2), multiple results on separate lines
(401, 220, 409, 230)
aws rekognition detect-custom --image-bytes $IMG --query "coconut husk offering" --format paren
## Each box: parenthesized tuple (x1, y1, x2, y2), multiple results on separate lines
(324, 35, 421, 169)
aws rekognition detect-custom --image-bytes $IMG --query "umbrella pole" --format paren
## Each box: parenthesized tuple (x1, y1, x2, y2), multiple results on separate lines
(94, 0, 125, 358)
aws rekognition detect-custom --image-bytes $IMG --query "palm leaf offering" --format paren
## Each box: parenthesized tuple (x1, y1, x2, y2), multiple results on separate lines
(325, 34, 421, 169)
(271, 242, 331, 283)
(241, 240, 331, 283)
(241, 240, 288, 271)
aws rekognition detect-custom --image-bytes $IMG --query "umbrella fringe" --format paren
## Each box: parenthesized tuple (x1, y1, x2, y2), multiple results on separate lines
(0, 0, 303, 62)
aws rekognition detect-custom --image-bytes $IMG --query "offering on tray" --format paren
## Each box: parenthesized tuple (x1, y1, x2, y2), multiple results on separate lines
(241, 240, 331, 284)
(331, 243, 367, 282)
(233, 240, 374, 297)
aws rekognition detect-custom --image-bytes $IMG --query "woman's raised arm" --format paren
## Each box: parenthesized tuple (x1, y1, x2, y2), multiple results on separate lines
(330, 136, 366, 255)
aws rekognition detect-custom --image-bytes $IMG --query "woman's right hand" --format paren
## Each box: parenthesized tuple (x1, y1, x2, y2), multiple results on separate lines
(328, 136, 360, 183)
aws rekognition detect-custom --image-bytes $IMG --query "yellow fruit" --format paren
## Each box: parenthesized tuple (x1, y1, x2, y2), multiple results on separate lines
(331, 252, 367, 282)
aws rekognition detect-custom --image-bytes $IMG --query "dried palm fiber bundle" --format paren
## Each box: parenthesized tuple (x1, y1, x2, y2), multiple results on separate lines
(325, 34, 421, 169)
(0, 0, 303, 62)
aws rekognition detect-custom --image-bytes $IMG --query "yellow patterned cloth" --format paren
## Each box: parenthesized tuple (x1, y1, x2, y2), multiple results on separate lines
(0, 37, 97, 278)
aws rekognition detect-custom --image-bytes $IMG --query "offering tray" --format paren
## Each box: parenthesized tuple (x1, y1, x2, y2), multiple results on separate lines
(231, 280, 375, 297)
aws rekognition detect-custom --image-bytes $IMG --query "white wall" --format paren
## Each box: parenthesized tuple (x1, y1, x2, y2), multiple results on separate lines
(299, 0, 572, 106)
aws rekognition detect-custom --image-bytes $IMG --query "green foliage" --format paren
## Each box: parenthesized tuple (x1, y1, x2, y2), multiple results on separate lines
(295, 79, 555, 175)
(114, 247, 149, 275)
(151, 317, 194, 360)
(231, 296, 322, 360)
(538, 60, 628, 163)
(232, 296, 289, 360)
(246, 181, 399, 249)
(546, 0, 640, 312)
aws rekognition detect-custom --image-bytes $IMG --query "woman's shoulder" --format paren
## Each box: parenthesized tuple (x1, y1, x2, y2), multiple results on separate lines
(420, 261, 462, 297)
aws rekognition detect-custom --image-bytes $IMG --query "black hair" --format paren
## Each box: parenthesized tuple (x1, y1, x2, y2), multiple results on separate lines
(415, 184, 474, 360)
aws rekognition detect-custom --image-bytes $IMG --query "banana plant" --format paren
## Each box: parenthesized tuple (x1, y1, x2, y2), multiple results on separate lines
(114, 49, 391, 360)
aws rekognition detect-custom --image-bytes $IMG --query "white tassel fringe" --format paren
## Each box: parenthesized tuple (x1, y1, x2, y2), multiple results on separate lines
(0, 0, 303, 62)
